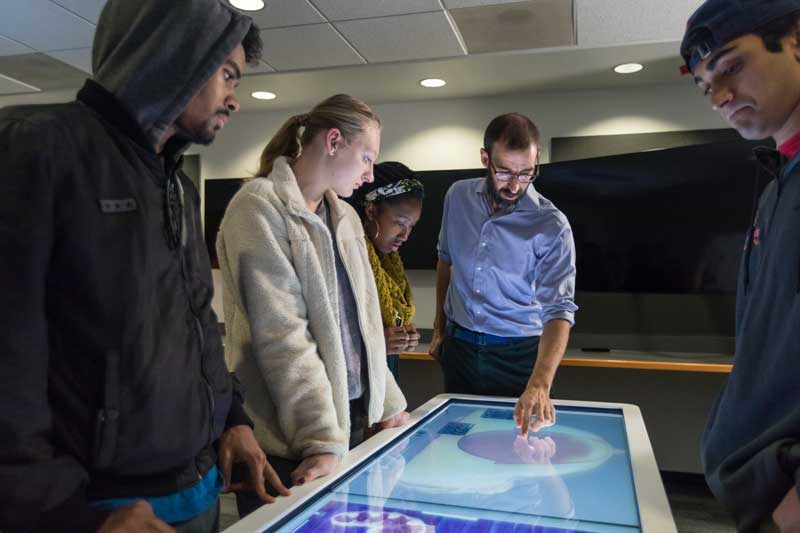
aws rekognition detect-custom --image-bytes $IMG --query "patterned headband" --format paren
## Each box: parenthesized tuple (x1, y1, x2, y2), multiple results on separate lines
(363, 178, 424, 205)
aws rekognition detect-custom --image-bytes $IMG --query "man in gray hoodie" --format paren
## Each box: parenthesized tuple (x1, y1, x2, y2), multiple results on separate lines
(0, 1, 288, 532)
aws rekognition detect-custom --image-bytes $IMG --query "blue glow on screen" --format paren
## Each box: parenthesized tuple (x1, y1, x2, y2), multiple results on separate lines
(270, 401, 641, 532)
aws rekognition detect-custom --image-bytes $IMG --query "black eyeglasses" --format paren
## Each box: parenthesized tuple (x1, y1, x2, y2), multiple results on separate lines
(489, 159, 539, 184)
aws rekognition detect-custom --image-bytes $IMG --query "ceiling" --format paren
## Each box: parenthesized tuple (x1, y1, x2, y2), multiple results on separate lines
(0, 0, 705, 110)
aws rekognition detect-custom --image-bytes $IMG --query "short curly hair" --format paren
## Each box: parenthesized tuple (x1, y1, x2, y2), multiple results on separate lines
(242, 22, 262, 65)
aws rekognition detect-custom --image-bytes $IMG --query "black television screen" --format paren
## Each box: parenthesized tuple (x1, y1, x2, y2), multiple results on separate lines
(532, 139, 770, 294)
(398, 139, 773, 352)
(204, 178, 246, 268)
(202, 139, 770, 352)
(205, 139, 769, 293)
(401, 139, 771, 295)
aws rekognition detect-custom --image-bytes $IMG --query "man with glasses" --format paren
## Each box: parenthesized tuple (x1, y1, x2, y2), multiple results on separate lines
(430, 113, 577, 436)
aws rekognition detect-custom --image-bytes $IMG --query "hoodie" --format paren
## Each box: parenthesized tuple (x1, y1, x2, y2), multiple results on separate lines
(92, 0, 253, 149)
(0, 1, 256, 531)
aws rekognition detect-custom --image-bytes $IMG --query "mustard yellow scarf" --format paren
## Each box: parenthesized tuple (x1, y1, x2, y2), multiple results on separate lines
(366, 239, 415, 327)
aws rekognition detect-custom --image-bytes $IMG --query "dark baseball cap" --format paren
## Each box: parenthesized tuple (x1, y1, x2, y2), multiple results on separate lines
(680, 0, 800, 74)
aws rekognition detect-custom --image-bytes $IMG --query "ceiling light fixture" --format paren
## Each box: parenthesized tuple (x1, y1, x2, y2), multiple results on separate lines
(230, 0, 265, 11)
(420, 78, 446, 88)
(614, 63, 644, 74)
(251, 91, 276, 100)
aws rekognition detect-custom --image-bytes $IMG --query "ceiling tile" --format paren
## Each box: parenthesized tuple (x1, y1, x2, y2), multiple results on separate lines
(226, 0, 325, 29)
(260, 24, 364, 71)
(0, 35, 35, 56)
(0, 53, 87, 92)
(451, 0, 575, 53)
(50, 0, 107, 24)
(310, 0, 442, 21)
(47, 47, 92, 73)
(0, 73, 41, 95)
(228, 41, 687, 112)
(245, 60, 276, 74)
(576, 0, 695, 47)
(444, 0, 533, 7)
(0, 0, 95, 51)
(335, 12, 465, 63)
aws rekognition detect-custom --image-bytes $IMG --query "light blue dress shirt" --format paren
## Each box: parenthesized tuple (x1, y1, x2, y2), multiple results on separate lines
(437, 177, 578, 338)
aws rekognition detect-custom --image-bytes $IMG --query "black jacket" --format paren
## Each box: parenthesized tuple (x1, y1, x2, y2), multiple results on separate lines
(0, 80, 251, 532)
(702, 147, 800, 532)
(0, 1, 256, 531)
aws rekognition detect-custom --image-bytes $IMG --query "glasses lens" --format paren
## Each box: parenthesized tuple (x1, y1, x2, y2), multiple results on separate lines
(495, 172, 535, 183)
(490, 161, 537, 183)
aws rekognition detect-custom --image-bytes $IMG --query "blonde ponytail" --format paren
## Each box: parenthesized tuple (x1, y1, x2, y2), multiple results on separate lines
(256, 94, 379, 177)
(256, 114, 308, 177)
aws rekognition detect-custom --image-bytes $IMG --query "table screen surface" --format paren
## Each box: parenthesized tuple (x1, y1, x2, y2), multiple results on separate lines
(269, 400, 641, 532)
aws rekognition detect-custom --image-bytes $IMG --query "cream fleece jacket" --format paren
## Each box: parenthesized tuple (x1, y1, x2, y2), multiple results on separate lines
(216, 156, 407, 459)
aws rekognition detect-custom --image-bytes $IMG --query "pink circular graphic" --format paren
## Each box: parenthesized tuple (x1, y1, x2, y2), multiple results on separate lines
(458, 430, 592, 464)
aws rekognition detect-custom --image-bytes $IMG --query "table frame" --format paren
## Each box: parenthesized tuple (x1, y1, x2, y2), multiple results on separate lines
(223, 394, 677, 533)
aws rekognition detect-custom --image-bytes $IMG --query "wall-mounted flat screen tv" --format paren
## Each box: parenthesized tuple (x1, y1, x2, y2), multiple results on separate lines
(204, 138, 771, 352)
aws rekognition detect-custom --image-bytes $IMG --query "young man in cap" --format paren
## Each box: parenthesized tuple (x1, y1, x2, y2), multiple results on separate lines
(0, 1, 289, 532)
(681, 1, 800, 531)
(429, 113, 578, 437)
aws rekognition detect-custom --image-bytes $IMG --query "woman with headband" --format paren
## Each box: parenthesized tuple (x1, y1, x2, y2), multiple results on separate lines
(216, 95, 409, 517)
(350, 162, 424, 380)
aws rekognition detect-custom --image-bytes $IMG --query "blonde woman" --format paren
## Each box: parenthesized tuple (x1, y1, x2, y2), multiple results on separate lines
(216, 95, 409, 517)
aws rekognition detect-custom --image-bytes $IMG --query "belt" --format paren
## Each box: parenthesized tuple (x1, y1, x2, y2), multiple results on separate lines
(447, 321, 518, 346)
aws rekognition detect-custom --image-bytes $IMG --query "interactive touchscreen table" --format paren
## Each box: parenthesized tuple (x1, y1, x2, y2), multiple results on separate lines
(224, 394, 676, 533)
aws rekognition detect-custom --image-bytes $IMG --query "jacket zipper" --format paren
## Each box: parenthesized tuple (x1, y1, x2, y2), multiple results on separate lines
(298, 200, 374, 425)
(171, 172, 216, 449)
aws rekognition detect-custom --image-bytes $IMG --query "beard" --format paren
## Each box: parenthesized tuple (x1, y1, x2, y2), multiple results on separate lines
(174, 109, 229, 146)
(486, 174, 526, 211)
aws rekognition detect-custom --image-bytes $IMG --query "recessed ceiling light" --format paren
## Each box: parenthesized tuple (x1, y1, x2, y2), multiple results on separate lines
(251, 91, 276, 100)
(230, 0, 265, 11)
(614, 63, 644, 74)
(420, 78, 446, 88)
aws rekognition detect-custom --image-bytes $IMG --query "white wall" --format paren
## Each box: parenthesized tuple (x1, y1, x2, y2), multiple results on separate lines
(198, 82, 724, 178)
(204, 83, 727, 324)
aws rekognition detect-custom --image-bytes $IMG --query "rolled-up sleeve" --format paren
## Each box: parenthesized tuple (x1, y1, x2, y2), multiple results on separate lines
(534, 222, 578, 325)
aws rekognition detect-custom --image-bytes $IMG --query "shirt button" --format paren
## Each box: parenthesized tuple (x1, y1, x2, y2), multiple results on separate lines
(477, 266, 482, 271)
(477, 310, 482, 315)
(481, 242, 487, 247)
(476, 289, 481, 293)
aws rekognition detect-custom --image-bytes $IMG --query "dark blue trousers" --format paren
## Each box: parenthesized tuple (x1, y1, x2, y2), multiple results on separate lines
(440, 330, 540, 397)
